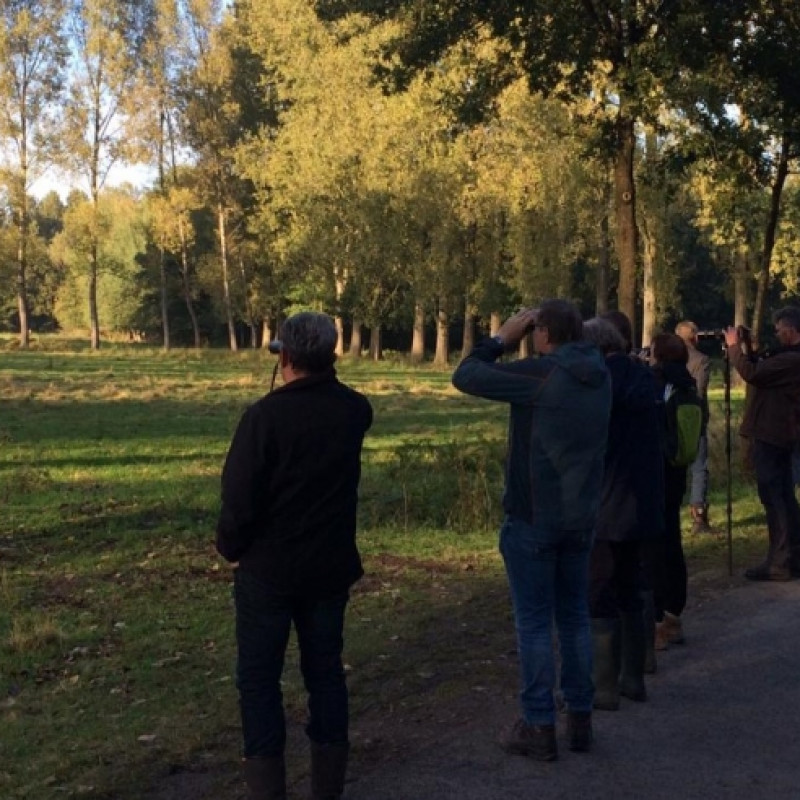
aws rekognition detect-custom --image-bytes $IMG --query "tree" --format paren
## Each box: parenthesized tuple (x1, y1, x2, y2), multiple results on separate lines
(63, 0, 150, 349)
(314, 0, 742, 344)
(0, 0, 68, 346)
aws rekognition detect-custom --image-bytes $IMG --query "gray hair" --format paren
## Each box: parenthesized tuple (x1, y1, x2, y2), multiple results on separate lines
(675, 320, 698, 342)
(280, 312, 337, 372)
(583, 317, 626, 355)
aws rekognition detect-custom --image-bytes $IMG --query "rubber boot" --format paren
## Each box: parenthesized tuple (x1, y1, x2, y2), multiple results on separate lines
(641, 590, 657, 675)
(242, 756, 287, 800)
(619, 611, 648, 702)
(311, 742, 349, 800)
(591, 618, 620, 711)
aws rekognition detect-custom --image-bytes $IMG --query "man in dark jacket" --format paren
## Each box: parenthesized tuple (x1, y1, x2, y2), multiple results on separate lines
(216, 311, 373, 800)
(725, 307, 800, 581)
(583, 317, 664, 711)
(452, 299, 611, 760)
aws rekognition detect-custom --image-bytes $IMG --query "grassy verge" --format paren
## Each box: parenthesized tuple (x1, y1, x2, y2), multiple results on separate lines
(0, 337, 769, 798)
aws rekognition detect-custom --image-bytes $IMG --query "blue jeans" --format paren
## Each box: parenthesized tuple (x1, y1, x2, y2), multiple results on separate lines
(234, 569, 349, 758)
(499, 515, 594, 726)
(689, 433, 709, 507)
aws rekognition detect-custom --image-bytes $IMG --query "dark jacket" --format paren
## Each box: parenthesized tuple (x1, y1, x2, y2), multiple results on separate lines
(595, 353, 664, 542)
(729, 345, 800, 449)
(215, 369, 373, 597)
(452, 338, 611, 532)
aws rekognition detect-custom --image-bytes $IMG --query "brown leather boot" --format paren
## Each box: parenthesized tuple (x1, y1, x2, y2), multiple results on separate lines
(662, 611, 684, 644)
(311, 742, 349, 800)
(242, 756, 287, 800)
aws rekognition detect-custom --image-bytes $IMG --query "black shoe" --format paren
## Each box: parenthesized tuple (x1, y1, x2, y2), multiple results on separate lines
(744, 564, 792, 582)
(500, 719, 558, 761)
(566, 711, 593, 753)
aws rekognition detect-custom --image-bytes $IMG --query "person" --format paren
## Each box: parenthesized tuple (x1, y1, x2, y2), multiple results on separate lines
(452, 300, 611, 760)
(724, 308, 800, 581)
(582, 317, 664, 711)
(675, 321, 712, 533)
(647, 333, 697, 650)
(216, 311, 373, 800)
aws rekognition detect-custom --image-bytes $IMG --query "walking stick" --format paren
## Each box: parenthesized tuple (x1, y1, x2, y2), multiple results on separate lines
(723, 343, 733, 576)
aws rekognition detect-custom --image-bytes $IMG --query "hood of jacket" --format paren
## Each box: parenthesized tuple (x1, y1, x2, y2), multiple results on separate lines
(550, 341, 609, 388)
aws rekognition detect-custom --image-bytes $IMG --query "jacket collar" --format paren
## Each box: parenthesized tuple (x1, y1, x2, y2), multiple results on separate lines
(271, 368, 338, 394)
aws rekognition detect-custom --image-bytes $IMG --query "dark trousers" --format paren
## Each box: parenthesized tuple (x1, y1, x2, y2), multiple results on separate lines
(588, 540, 643, 618)
(753, 439, 800, 570)
(645, 463, 687, 620)
(234, 569, 349, 758)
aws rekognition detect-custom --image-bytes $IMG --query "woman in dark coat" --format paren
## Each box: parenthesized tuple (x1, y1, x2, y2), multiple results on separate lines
(583, 317, 664, 710)
(647, 332, 697, 650)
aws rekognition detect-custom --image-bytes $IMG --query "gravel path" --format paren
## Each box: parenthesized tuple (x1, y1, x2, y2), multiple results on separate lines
(343, 579, 800, 800)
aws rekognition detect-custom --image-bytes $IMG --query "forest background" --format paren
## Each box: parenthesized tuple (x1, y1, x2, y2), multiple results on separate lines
(1, 0, 800, 357)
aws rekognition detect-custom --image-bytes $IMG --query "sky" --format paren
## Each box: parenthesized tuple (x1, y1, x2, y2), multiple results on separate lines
(29, 163, 155, 201)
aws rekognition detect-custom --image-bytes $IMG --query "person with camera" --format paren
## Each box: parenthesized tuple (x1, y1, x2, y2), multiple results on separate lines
(216, 312, 373, 800)
(675, 321, 712, 533)
(725, 308, 800, 581)
(452, 300, 611, 760)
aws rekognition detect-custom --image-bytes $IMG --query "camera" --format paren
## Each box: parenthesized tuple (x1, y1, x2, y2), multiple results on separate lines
(696, 329, 725, 340)
(268, 340, 283, 354)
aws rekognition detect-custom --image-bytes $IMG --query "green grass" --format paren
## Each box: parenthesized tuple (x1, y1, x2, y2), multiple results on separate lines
(0, 335, 771, 798)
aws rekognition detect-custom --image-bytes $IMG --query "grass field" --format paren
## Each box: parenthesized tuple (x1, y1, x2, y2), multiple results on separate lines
(0, 336, 769, 799)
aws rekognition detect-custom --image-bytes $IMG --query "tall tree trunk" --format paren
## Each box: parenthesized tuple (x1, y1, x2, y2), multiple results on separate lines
(159, 246, 170, 350)
(411, 301, 425, 362)
(752, 130, 790, 348)
(461, 305, 475, 357)
(217, 203, 237, 352)
(368, 324, 381, 361)
(614, 113, 638, 339)
(490, 312, 501, 336)
(334, 315, 345, 356)
(15, 157, 30, 348)
(433, 306, 449, 366)
(640, 220, 657, 348)
(733, 248, 749, 329)
(349, 319, 363, 357)
(178, 220, 201, 348)
(89, 239, 100, 351)
(157, 110, 170, 351)
(262, 318, 272, 347)
(334, 269, 346, 356)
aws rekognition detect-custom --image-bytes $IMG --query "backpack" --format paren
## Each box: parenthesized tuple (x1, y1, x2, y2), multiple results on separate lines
(663, 383, 703, 467)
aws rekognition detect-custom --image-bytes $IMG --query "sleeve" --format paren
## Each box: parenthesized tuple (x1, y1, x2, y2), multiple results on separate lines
(730, 349, 798, 388)
(697, 355, 711, 398)
(451, 337, 547, 405)
(215, 406, 271, 562)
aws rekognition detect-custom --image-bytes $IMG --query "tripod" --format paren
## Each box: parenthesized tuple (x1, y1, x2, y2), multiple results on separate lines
(723, 343, 733, 576)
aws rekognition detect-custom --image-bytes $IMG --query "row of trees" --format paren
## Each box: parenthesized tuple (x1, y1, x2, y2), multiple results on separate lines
(1, 0, 799, 356)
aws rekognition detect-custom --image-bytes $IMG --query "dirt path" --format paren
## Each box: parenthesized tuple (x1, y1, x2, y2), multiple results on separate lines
(341, 578, 800, 800)
(150, 576, 800, 799)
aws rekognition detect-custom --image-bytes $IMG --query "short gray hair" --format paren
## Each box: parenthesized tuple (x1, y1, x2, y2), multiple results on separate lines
(583, 317, 626, 355)
(675, 320, 698, 342)
(280, 312, 337, 372)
